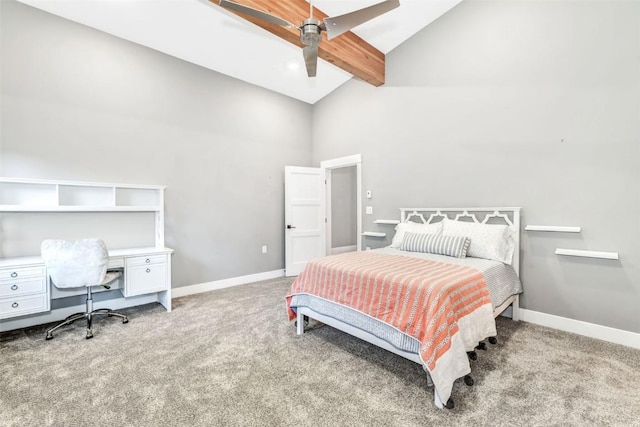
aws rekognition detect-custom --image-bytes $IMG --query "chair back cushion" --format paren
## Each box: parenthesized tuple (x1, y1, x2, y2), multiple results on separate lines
(41, 239, 109, 288)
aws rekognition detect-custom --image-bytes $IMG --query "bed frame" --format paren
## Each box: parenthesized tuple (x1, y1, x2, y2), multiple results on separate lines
(295, 207, 522, 409)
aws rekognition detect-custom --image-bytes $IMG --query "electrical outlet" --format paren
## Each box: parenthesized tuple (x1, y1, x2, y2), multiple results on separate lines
(366, 190, 372, 199)
(366, 206, 373, 215)
(261, 245, 267, 254)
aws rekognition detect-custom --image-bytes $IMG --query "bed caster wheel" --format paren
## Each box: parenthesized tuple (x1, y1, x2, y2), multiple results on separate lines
(444, 398, 455, 409)
(294, 315, 309, 328)
(464, 375, 474, 387)
(476, 342, 487, 351)
(488, 336, 498, 345)
(467, 351, 477, 361)
(45, 333, 53, 340)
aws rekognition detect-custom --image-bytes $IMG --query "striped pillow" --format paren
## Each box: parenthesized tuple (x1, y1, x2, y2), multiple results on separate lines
(400, 232, 471, 258)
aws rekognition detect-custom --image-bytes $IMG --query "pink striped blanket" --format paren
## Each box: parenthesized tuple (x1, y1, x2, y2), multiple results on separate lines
(286, 251, 497, 403)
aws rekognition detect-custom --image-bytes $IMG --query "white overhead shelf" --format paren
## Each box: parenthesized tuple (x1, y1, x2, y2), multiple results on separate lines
(374, 219, 400, 225)
(525, 225, 581, 233)
(555, 249, 619, 260)
(362, 232, 386, 238)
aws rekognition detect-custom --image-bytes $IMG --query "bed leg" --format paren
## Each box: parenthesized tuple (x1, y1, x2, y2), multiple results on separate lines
(296, 311, 305, 335)
(434, 390, 444, 409)
(512, 297, 520, 321)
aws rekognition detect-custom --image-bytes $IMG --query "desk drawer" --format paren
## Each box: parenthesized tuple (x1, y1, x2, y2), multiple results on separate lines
(126, 254, 167, 268)
(0, 277, 46, 298)
(0, 293, 49, 319)
(125, 263, 168, 297)
(0, 266, 45, 281)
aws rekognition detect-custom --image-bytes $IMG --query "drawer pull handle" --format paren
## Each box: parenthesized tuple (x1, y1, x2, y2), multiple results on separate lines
(11, 272, 18, 278)
(146, 268, 151, 273)
(11, 284, 18, 291)
(145, 258, 150, 263)
(12, 302, 19, 308)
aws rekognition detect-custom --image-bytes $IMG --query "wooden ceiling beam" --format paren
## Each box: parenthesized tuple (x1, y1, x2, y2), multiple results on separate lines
(210, 0, 386, 86)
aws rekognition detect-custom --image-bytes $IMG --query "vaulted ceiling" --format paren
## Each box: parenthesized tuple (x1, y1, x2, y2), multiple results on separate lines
(16, 0, 461, 104)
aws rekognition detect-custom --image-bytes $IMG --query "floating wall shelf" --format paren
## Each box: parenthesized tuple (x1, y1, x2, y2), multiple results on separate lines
(373, 219, 400, 225)
(525, 225, 581, 233)
(362, 232, 386, 238)
(555, 248, 619, 260)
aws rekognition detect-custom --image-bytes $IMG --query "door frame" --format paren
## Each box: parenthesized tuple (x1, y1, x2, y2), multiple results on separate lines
(321, 154, 362, 254)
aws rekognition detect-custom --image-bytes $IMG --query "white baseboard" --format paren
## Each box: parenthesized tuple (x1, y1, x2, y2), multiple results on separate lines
(0, 294, 160, 332)
(171, 269, 285, 298)
(519, 308, 640, 350)
(331, 245, 357, 255)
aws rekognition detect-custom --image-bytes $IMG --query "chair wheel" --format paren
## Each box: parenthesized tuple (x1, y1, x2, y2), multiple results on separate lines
(488, 336, 498, 345)
(467, 351, 477, 361)
(464, 375, 474, 386)
(45, 333, 53, 340)
(123, 318, 129, 324)
(86, 332, 94, 339)
(476, 342, 487, 351)
(445, 398, 455, 409)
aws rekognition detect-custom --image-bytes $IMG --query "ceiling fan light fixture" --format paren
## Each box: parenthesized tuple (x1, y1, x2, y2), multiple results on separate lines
(285, 59, 301, 71)
(216, 0, 400, 78)
(300, 18, 322, 47)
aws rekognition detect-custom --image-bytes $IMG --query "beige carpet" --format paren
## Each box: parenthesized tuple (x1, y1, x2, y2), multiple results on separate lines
(1, 277, 640, 426)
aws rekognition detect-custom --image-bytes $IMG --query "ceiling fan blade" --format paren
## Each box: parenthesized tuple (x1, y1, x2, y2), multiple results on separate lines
(322, 0, 400, 40)
(302, 45, 318, 78)
(218, 0, 299, 29)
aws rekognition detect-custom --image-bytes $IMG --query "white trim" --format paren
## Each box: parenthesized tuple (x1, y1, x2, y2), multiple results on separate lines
(320, 154, 361, 169)
(555, 248, 619, 260)
(171, 269, 285, 298)
(331, 245, 357, 255)
(525, 225, 581, 233)
(0, 294, 160, 332)
(519, 308, 640, 350)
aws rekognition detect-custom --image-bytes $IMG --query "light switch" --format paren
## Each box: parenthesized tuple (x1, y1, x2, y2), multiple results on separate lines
(366, 206, 373, 215)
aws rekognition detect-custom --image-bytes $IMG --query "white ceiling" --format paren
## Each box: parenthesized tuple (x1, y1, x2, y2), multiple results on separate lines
(17, 0, 461, 104)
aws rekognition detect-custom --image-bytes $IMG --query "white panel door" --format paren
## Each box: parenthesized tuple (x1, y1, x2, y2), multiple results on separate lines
(284, 166, 324, 277)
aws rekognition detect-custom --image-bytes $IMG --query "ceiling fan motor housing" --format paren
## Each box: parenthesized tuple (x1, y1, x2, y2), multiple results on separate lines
(300, 18, 322, 46)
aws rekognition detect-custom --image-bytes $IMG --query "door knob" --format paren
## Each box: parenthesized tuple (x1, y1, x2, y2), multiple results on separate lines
(287, 225, 296, 229)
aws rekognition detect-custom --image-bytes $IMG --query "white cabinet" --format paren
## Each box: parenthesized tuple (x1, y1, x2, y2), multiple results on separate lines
(124, 254, 169, 297)
(0, 264, 49, 319)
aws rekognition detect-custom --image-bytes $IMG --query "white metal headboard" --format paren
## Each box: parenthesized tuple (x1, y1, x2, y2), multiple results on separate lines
(399, 207, 522, 275)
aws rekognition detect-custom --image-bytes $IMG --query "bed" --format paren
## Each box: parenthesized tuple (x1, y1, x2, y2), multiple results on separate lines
(286, 207, 523, 409)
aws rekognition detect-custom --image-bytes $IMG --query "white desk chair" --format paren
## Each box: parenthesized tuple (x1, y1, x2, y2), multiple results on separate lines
(41, 239, 129, 340)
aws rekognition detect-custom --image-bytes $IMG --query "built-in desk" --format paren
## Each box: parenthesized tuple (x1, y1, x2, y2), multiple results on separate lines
(0, 247, 173, 330)
(0, 177, 174, 332)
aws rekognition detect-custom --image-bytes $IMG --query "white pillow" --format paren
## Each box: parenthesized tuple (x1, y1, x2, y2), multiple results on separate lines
(390, 221, 443, 249)
(441, 218, 515, 264)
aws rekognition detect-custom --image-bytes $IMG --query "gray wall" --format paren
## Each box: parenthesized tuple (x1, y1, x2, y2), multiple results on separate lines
(0, 1, 312, 287)
(312, 1, 640, 333)
(330, 166, 357, 248)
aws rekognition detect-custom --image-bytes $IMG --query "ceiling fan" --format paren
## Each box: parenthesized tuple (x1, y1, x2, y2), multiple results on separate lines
(217, 0, 400, 77)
